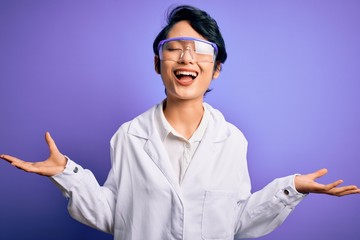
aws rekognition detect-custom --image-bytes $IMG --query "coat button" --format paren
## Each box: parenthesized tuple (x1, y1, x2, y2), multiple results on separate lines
(284, 189, 290, 196)
(73, 167, 79, 173)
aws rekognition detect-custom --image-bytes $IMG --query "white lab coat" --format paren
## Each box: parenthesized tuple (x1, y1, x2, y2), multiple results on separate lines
(51, 102, 305, 240)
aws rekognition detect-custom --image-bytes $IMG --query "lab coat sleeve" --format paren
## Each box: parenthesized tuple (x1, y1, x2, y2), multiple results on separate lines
(50, 157, 117, 234)
(235, 174, 306, 239)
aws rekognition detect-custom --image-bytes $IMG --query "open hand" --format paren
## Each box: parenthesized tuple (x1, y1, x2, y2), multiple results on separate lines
(295, 168, 360, 197)
(1, 132, 67, 176)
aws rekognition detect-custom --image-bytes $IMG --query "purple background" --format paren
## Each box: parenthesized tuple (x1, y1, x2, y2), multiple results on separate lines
(1, 1, 359, 239)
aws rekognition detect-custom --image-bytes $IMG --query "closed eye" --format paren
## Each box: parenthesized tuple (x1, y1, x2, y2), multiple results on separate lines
(166, 48, 182, 52)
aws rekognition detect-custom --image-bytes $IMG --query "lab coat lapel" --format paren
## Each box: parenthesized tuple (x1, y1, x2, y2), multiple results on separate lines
(127, 104, 182, 198)
(181, 105, 231, 185)
(180, 130, 220, 186)
(143, 134, 182, 197)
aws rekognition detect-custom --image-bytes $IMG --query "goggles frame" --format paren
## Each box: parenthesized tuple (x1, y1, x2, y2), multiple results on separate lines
(157, 37, 218, 63)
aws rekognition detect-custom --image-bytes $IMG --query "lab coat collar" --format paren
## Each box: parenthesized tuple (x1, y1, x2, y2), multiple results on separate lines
(127, 102, 231, 143)
(156, 100, 210, 143)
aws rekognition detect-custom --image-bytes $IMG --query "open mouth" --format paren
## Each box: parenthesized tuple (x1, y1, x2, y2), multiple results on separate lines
(175, 70, 198, 82)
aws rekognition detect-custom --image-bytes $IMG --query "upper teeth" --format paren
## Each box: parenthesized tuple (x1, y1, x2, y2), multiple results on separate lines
(175, 71, 197, 77)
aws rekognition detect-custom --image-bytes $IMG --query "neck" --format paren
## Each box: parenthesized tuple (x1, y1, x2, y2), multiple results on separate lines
(163, 98, 204, 139)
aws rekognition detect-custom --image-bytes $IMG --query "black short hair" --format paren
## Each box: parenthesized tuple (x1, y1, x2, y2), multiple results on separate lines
(153, 5, 227, 71)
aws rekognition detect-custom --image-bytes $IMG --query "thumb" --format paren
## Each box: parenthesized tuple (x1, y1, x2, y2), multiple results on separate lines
(311, 168, 328, 180)
(45, 131, 60, 154)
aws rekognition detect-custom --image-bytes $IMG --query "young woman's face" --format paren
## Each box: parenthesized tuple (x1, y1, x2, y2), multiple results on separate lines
(156, 20, 220, 103)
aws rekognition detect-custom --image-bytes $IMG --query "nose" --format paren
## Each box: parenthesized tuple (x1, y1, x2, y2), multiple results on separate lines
(179, 47, 195, 63)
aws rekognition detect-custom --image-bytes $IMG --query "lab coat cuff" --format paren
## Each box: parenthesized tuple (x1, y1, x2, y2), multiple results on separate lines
(276, 174, 307, 207)
(50, 157, 85, 195)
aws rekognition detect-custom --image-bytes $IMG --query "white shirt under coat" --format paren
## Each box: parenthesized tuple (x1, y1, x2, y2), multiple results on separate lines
(51, 102, 306, 240)
(156, 100, 210, 184)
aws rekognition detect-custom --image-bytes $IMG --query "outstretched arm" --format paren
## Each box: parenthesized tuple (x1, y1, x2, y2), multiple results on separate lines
(0, 132, 67, 176)
(295, 168, 360, 196)
(1, 131, 116, 233)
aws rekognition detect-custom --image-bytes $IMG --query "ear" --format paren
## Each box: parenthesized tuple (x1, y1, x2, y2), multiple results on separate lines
(212, 62, 221, 79)
(154, 55, 160, 74)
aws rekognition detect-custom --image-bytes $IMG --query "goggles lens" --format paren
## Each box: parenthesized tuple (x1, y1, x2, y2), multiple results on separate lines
(158, 37, 218, 63)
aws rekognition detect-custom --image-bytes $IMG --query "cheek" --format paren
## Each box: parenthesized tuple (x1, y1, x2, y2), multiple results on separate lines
(160, 65, 174, 84)
(160, 62, 172, 75)
(201, 66, 217, 81)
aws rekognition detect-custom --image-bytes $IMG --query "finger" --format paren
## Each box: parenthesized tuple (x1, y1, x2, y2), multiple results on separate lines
(327, 185, 360, 196)
(308, 168, 328, 180)
(0, 154, 23, 164)
(5, 157, 41, 173)
(1, 154, 38, 173)
(322, 179, 344, 191)
(337, 188, 360, 197)
(45, 131, 60, 154)
(11, 160, 33, 171)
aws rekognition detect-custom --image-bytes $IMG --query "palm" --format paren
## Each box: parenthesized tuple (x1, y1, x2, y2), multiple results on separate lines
(0, 132, 66, 176)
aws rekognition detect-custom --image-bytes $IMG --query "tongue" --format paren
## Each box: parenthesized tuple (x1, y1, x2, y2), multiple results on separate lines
(178, 75, 193, 83)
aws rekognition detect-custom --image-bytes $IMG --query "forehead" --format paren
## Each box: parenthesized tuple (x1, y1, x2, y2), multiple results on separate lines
(167, 20, 206, 40)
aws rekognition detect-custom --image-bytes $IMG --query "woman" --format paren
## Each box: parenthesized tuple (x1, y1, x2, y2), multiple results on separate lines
(1, 5, 359, 240)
